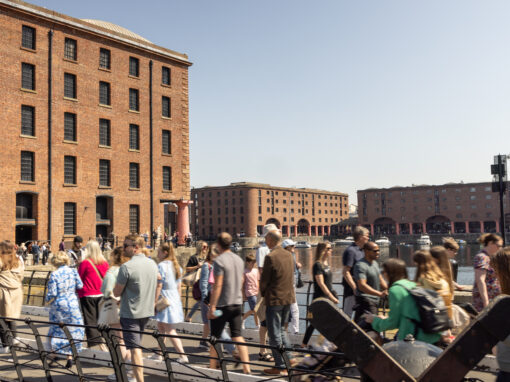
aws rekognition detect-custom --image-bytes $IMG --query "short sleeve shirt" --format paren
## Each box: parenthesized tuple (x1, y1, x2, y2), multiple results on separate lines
(342, 243, 365, 297)
(256, 245, 270, 268)
(312, 261, 333, 300)
(213, 251, 244, 307)
(186, 255, 199, 268)
(117, 254, 158, 319)
(472, 251, 501, 312)
(353, 258, 381, 302)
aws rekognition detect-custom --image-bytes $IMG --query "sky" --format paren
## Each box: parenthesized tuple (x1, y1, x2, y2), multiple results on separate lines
(28, 0, 510, 203)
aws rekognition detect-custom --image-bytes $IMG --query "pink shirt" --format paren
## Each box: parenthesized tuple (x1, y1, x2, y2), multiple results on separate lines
(77, 259, 109, 298)
(244, 267, 259, 297)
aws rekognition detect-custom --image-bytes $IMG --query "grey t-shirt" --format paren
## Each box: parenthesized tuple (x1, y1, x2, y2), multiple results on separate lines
(353, 258, 381, 302)
(213, 250, 243, 307)
(117, 253, 158, 319)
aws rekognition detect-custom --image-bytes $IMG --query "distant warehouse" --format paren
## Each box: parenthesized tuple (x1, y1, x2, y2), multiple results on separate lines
(1, 0, 192, 244)
(358, 182, 506, 236)
(191, 182, 349, 239)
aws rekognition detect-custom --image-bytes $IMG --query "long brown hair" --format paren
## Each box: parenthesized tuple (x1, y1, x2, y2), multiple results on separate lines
(430, 246, 454, 294)
(382, 258, 408, 287)
(413, 250, 445, 283)
(0, 241, 20, 271)
(491, 247, 510, 295)
(159, 243, 182, 280)
(314, 242, 330, 263)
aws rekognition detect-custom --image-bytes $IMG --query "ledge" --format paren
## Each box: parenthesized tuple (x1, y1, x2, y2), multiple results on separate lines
(20, 88, 37, 94)
(20, 46, 36, 53)
(162, 116, 171, 120)
(63, 58, 78, 64)
(99, 145, 112, 149)
(129, 187, 140, 191)
(63, 183, 77, 187)
(20, 134, 36, 139)
(98, 185, 112, 189)
(63, 140, 78, 145)
(98, 67, 111, 72)
(161, 83, 171, 88)
(128, 149, 140, 153)
(128, 75, 140, 80)
(128, 109, 140, 114)
(162, 153, 172, 157)
(99, 103, 112, 109)
(19, 180, 35, 185)
(63, 96, 78, 102)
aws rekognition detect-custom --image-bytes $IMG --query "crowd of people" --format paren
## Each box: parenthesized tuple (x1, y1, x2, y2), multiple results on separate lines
(1, 226, 510, 381)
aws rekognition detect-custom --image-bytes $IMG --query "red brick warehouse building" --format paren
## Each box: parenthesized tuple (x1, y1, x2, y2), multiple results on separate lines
(0, 0, 192, 244)
(358, 181, 508, 236)
(191, 182, 349, 239)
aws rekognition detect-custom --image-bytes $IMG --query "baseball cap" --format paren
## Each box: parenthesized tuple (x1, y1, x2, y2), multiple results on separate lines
(281, 239, 296, 249)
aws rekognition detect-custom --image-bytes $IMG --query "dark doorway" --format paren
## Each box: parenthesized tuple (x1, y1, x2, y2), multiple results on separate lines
(16, 225, 33, 244)
(96, 225, 108, 239)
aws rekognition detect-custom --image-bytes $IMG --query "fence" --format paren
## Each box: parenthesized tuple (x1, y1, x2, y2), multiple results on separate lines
(0, 316, 351, 382)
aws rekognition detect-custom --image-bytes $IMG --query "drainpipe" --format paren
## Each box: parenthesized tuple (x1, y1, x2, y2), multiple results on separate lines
(47, 30, 53, 242)
(149, 60, 154, 243)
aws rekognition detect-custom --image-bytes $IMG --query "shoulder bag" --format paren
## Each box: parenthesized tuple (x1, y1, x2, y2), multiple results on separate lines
(92, 261, 120, 325)
(155, 262, 171, 312)
(182, 259, 202, 287)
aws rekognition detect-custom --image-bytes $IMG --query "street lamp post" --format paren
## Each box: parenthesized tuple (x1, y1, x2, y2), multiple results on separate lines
(491, 154, 507, 245)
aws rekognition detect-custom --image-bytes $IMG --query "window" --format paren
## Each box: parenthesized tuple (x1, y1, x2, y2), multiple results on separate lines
(129, 124, 139, 150)
(64, 156, 76, 184)
(163, 166, 172, 190)
(162, 66, 170, 85)
(64, 112, 77, 141)
(129, 57, 139, 77)
(22, 25, 36, 50)
(21, 151, 34, 181)
(21, 105, 35, 136)
(99, 159, 110, 186)
(64, 38, 77, 60)
(21, 63, 35, 90)
(99, 48, 110, 69)
(129, 205, 139, 233)
(99, 81, 111, 105)
(64, 202, 76, 235)
(129, 88, 139, 111)
(162, 96, 171, 117)
(99, 119, 111, 147)
(129, 163, 140, 188)
(64, 73, 76, 98)
(162, 130, 171, 154)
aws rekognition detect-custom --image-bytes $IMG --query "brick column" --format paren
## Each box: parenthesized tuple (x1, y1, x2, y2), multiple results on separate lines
(308, 225, 312, 237)
(370, 224, 374, 236)
(480, 220, 484, 233)
(294, 225, 298, 237)
(422, 222, 426, 234)
(176, 200, 192, 246)
(395, 223, 400, 235)
(465, 221, 469, 233)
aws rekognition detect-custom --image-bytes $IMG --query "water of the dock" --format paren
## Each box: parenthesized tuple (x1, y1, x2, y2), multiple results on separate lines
(0, 313, 498, 381)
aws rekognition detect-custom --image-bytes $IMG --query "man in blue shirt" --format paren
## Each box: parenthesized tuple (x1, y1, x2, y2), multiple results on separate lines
(31, 241, 40, 265)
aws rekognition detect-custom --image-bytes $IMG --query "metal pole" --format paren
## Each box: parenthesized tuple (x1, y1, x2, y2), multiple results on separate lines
(498, 155, 506, 245)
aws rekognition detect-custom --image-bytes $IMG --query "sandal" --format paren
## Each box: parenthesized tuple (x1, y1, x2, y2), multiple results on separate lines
(258, 352, 274, 362)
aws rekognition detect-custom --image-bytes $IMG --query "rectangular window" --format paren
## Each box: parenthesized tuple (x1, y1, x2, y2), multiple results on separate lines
(163, 166, 172, 190)
(21, 105, 35, 136)
(162, 130, 171, 154)
(129, 57, 139, 77)
(21, 63, 35, 90)
(64, 156, 76, 184)
(129, 88, 139, 111)
(129, 163, 140, 188)
(162, 66, 170, 85)
(99, 119, 111, 147)
(22, 25, 36, 50)
(99, 159, 111, 186)
(64, 202, 76, 235)
(129, 205, 139, 233)
(64, 112, 77, 141)
(129, 124, 139, 150)
(64, 73, 76, 99)
(64, 37, 77, 60)
(21, 151, 34, 181)
(99, 81, 111, 105)
(162, 96, 171, 118)
(99, 48, 111, 69)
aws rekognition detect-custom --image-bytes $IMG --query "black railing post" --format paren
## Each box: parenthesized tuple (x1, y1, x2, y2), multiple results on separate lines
(184, 286, 190, 318)
(279, 343, 294, 380)
(26, 270, 36, 304)
(210, 336, 229, 382)
(0, 318, 24, 382)
(60, 323, 85, 381)
(25, 318, 53, 382)
(152, 330, 176, 382)
(41, 271, 51, 307)
(99, 325, 129, 382)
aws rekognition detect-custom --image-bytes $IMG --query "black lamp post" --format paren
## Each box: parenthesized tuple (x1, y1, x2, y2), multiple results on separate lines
(491, 154, 507, 244)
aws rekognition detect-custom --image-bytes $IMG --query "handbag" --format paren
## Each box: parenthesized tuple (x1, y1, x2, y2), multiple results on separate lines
(182, 268, 201, 287)
(451, 304, 470, 335)
(296, 269, 304, 289)
(155, 296, 171, 312)
(192, 280, 202, 301)
(98, 297, 120, 325)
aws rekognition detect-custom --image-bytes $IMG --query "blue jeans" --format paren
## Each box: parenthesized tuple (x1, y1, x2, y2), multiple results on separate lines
(266, 304, 293, 368)
(186, 301, 201, 320)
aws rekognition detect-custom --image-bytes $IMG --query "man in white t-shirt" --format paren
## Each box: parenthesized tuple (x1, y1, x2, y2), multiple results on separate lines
(256, 224, 279, 268)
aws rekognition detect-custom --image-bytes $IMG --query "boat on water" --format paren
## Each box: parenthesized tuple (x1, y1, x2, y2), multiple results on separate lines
(375, 236, 391, 246)
(295, 241, 311, 248)
(416, 235, 432, 246)
(334, 236, 354, 246)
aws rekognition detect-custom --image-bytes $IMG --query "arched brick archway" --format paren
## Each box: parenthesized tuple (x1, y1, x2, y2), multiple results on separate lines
(425, 215, 451, 234)
(374, 217, 396, 235)
(265, 218, 281, 229)
(297, 219, 310, 235)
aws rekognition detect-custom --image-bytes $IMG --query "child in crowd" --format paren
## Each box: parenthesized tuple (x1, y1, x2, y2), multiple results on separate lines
(242, 253, 260, 328)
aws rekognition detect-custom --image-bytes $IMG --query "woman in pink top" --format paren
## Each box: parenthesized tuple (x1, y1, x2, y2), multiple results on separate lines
(242, 253, 260, 327)
(78, 240, 109, 350)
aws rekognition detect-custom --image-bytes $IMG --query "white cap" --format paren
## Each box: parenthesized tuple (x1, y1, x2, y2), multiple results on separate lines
(281, 239, 296, 249)
(262, 223, 280, 237)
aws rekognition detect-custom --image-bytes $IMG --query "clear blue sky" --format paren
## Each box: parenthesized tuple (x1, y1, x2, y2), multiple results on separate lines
(29, 0, 510, 203)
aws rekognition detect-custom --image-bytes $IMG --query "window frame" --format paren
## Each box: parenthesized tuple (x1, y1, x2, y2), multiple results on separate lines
(99, 48, 111, 70)
(129, 204, 140, 233)
(64, 155, 77, 185)
(64, 37, 77, 61)
(129, 162, 140, 189)
(21, 25, 36, 50)
(64, 202, 77, 235)
(21, 62, 35, 90)
(162, 96, 171, 118)
(99, 159, 111, 187)
(64, 112, 77, 142)
(21, 105, 35, 136)
(162, 66, 171, 85)
(64, 73, 77, 99)
(20, 151, 35, 182)
(129, 124, 140, 150)
(162, 166, 172, 191)
(129, 88, 139, 111)
(129, 56, 140, 77)
(99, 81, 111, 106)
(162, 130, 171, 154)
(99, 118, 111, 147)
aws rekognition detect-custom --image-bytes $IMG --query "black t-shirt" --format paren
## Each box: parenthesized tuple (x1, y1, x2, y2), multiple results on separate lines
(313, 261, 334, 300)
(341, 243, 364, 297)
(449, 258, 459, 282)
(186, 254, 200, 268)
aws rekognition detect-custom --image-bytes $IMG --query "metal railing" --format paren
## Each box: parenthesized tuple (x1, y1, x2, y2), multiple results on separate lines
(0, 316, 352, 382)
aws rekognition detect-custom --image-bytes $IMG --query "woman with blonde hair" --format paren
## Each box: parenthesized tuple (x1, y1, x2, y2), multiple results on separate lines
(429, 246, 455, 306)
(0, 241, 24, 353)
(490, 248, 510, 381)
(473, 233, 502, 312)
(152, 243, 188, 362)
(46, 251, 84, 368)
(78, 240, 109, 351)
(184, 241, 208, 322)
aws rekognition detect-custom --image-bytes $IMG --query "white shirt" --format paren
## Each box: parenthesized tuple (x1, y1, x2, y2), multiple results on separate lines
(256, 244, 271, 268)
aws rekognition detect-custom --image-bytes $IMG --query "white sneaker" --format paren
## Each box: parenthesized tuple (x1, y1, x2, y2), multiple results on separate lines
(241, 321, 245, 329)
(177, 355, 189, 363)
(107, 367, 134, 381)
(11, 338, 21, 346)
(147, 353, 163, 361)
(0, 346, 10, 354)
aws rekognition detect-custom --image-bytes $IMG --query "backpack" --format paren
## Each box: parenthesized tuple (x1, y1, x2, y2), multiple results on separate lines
(399, 285, 452, 334)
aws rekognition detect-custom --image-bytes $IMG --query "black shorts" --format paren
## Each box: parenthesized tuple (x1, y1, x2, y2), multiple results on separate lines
(120, 317, 149, 350)
(210, 305, 242, 338)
